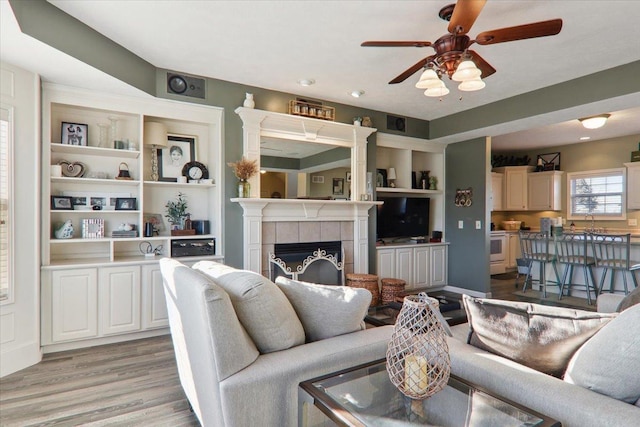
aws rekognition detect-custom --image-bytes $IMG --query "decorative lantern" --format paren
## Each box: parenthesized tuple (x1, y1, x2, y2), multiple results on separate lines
(386, 293, 451, 400)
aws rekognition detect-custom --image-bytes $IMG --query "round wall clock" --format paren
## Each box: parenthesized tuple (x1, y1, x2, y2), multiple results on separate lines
(182, 161, 209, 180)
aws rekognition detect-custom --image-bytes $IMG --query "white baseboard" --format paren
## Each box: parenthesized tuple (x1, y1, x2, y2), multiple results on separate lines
(0, 341, 42, 378)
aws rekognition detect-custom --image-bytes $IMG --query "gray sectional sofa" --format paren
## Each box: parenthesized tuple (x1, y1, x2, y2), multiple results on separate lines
(160, 258, 640, 427)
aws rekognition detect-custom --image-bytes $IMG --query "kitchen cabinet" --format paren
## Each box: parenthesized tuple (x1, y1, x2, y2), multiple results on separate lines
(376, 243, 448, 289)
(99, 266, 141, 335)
(491, 172, 504, 211)
(626, 162, 640, 209)
(528, 171, 563, 211)
(142, 264, 169, 329)
(50, 268, 98, 343)
(493, 166, 534, 210)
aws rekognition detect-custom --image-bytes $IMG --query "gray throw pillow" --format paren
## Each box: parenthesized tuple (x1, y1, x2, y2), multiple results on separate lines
(275, 277, 370, 342)
(462, 295, 616, 377)
(617, 285, 640, 312)
(193, 261, 305, 354)
(564, 303, 640, 403)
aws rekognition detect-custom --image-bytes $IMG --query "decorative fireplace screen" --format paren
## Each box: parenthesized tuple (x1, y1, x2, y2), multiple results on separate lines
(269, 241, 344, 285)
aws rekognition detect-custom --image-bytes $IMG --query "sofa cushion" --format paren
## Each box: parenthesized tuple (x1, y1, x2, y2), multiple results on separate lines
(564, 303, 640, 403)
(462, 295, 616, 377)
(193, 261, 305, 353)
(275, 277, 369, 342)
(617, 285, 640, 312)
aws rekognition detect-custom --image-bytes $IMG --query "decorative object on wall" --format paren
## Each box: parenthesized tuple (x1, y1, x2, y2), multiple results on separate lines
(54, 219, 74, 239)
(311, 175, 324, 184)
(143, 121, 168, 181)
(116, 162, 133, 180)
(454, 188, 473, 207)
(81, 218, 105, 239)
(158, 135, 196, 182)
(491, 154, 531, 168)
(228, 156, 258, 198)
(243, 93, 255, 108)
(58, 160, 86, 178)
(386, 293, 450, 400)
(536, 152, 561, 171)
(288, 98, 335, 121)
(61, 121, 88, 146)
(333, 178, 344, 195)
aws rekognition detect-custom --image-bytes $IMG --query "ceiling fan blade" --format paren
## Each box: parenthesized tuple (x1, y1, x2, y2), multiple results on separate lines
(475, 19, 563, 45)
(389, 57, 431, 84)
(468, 50, 496, 78)
(361, 41, 432, 48)
(448, 0, 487, 35)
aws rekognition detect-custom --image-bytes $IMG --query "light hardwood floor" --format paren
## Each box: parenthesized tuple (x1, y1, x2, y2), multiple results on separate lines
(0, 335, 198, 426)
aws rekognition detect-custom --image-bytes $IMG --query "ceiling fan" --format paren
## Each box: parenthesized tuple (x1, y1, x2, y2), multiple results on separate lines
(361, 0, 562, 95)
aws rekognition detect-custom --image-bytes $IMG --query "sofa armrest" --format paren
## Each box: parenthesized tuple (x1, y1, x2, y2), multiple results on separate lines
(597, 293, 625, 313)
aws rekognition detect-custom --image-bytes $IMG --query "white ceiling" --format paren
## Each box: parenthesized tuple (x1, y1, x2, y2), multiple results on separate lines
(2, 0, 640, 151)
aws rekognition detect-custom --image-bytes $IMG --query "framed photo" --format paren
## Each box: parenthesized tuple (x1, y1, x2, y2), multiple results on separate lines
(143, 213, 166, 232)
(115, 197, 137, 211)
(537, 152, 561, 171)
(376, 168, 388, 187)
(158, 135, 196, 182)
(346, 171, 352, 182)
(333, 178, 344, 195)
(63, 191, 131, 211)
(82, 218, 105, 239)
(61, 122, 88, 146)
(51, 196, 73, 210)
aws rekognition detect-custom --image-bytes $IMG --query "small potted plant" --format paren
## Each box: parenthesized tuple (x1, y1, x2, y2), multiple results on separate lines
(165, 192, 195, 235)
(228, 156, 258, 198)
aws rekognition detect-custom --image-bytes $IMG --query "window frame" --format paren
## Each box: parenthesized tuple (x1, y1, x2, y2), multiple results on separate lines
(566, 167, 626, 221)
(0, 105, 14, 304)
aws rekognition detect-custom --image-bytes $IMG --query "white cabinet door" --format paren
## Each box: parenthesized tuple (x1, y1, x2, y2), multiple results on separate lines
(504, 168, 529, 210)
(430, 245, 448, 286)
(413, 246, 430, 288)
(377, 248, 396, 280)
(142, 265, 169, 329)
(507, 233, 521, 269)
(528, 171, 562, 210)
(51, 268, 98, 343)
(99, 266, 141, 335)
(395, 248, 413, 285)
(626, 163, 640, 209)
(491, 173, 504, 211)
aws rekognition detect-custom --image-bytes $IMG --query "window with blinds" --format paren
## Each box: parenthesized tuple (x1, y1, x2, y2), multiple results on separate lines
(567, 168, 626, 220)
(0, 108, 10, 302)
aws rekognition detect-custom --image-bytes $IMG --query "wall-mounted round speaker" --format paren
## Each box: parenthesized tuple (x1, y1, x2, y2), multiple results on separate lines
(166, 73, 205, 99)
(168, 75, 188, 94)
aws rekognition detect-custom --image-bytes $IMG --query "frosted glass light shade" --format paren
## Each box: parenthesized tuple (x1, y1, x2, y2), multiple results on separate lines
(144, 122, 168, 148)
(452, 59, 481, 82)
(579, 114, 610, 129)
(458, 77, 486, 91)
(415, 69, 442, 89)
(425, 85, 450, 97)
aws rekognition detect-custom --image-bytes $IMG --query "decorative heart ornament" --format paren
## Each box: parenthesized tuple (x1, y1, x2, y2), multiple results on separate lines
(58, 160, 86, 178)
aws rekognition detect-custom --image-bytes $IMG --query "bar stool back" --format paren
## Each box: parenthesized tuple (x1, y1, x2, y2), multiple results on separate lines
(590, 233, 639, 295)
(519, 231, 561, 298)
(554, 233, 597, 304)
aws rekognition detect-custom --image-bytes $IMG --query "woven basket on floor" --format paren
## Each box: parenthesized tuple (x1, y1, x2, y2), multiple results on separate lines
(346, 273, 379, 306)
(386, 292, 450, 400)
(381, 278, 406, 305)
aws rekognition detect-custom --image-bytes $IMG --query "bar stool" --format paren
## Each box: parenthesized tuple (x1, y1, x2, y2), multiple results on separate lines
(518, 231, 561, 298)
(346, 273, 380, 306)
(554, 233, 598, 305)
(380, 278, 406, 305)
(591, 233, 639, 295)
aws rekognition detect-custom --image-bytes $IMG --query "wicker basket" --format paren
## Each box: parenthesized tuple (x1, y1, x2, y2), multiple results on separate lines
(346, 273, 379, 306)
(381, 278, 406, 305)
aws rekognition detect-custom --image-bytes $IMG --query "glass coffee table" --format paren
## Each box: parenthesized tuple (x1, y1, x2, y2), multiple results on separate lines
(299, 359, 560, 427)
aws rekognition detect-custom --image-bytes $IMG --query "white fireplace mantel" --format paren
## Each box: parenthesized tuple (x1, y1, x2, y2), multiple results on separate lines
(232, 198, 381, 274)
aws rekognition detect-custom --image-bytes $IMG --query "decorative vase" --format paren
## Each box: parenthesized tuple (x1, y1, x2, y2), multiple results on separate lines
(243, 93, 255, 109)
(238, 179, 250, 198)
(386, 292, 450, 400)
(420, 171, 430, 190)
(54, 220, 74, 239)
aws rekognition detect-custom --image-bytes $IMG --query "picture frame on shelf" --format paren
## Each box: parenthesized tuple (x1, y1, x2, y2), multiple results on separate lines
(158, 135, 196, 182)
(81, 218, 105, 239)
(376, 168, 387, 187)
(333, 178, 344, 195)
(51, 196, 73, 210)
(62, 191, 132, 211)
(115, 197, 137, 211)
(61, 122, 88, 146)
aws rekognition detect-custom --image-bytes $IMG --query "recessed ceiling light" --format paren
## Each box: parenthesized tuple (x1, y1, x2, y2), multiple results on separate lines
(580, 136, 591, 141)
(297, 79, 315, 87)
(351, 90, 365, 98)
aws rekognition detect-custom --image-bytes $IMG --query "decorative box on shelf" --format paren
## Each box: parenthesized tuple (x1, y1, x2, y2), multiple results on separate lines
(171, 229, 196, 236)
(288, 100, 335, 121)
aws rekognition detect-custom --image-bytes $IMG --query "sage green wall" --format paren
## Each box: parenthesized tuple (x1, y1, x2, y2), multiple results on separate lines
(491, 134, 640, 232)
(445, 137, 492, 294)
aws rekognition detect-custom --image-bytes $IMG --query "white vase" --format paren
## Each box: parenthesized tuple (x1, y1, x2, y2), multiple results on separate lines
(243, 93, 255, 108)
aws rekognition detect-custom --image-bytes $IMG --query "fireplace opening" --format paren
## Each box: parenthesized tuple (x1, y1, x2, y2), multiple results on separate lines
(269, 241, 344, 285)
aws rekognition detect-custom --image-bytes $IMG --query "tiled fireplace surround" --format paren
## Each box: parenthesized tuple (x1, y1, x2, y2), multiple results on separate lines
(261, 221, 354, 279)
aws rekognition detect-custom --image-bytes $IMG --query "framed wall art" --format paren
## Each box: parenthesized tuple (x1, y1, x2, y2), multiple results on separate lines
(157, 135, 196, 181)
(61, 122, 88, 146)
(333, 178, 344, 195)
(115, 197, 137, 211)
(51, 196, 73, 210)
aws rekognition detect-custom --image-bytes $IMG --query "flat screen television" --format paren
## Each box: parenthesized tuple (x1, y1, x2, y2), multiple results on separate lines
(376, 196, 430, 240)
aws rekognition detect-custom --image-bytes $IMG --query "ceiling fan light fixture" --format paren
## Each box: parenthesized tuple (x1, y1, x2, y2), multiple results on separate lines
(579, 114, 611, 129)
(452, 59, 481, 82)
(458, 77, 485, 91)
(425, 85, 450, 97)
(415, 69, 441, 89)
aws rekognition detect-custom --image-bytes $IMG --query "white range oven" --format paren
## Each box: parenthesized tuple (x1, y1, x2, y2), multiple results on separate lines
(490, 231, 507, 275)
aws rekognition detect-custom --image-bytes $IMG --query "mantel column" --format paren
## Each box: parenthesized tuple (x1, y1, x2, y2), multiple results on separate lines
(236, 200, 268, 272)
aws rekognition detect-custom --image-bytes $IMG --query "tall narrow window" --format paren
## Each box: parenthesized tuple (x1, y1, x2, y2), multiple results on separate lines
(0, 107, 11, 302)
(567, 168, 626, 220)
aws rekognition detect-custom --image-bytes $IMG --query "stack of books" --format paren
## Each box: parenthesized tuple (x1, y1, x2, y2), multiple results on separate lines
(111, 230, 138, 238)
